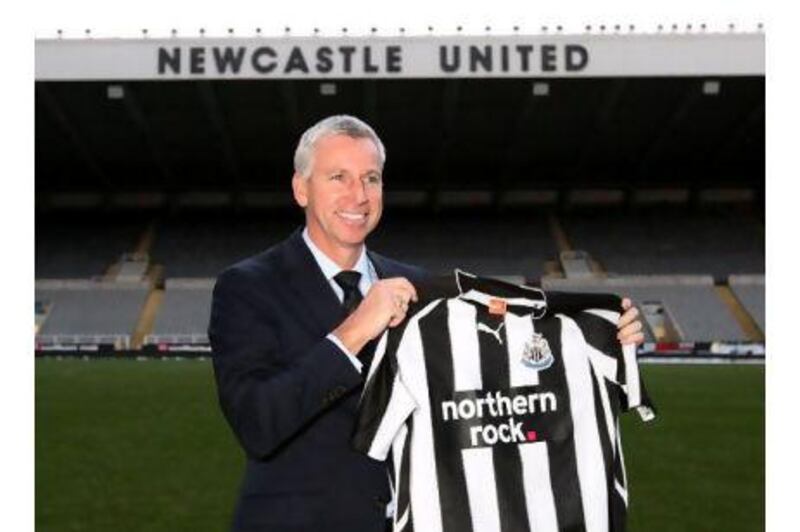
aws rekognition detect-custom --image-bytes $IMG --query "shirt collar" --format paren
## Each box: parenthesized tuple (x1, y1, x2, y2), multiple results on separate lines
(302, 227, 371, 282)
(455, 268, 547, 318)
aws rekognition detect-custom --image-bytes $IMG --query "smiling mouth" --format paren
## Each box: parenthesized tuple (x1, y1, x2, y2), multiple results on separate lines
(336, 211, 369, 224)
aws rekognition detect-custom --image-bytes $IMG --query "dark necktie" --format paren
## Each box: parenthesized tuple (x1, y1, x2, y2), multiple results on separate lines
(334, 270, 363, 315)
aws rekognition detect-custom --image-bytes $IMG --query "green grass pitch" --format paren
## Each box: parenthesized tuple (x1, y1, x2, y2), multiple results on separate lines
(36, 359, 764, 531)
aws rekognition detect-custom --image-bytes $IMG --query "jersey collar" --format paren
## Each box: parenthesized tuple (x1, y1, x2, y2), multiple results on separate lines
(455, 269, 547, 318)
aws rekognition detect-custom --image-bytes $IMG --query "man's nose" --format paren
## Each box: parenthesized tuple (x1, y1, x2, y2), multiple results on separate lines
(350, 177, 369, 203)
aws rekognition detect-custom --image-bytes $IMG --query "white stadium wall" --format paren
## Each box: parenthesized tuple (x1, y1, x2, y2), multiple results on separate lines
(35, 33, 765, 81)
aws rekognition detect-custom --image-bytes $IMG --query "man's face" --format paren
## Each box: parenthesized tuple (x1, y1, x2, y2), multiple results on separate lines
(292, 134, 383, 255)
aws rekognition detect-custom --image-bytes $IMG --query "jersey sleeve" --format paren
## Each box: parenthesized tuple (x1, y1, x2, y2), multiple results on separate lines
(352, 319, 419, 461)
(573, 307, 656, 422)
(617, 342, 656, 421)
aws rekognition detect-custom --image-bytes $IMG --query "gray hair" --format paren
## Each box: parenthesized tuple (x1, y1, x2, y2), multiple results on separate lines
(293, 115, 386, 178)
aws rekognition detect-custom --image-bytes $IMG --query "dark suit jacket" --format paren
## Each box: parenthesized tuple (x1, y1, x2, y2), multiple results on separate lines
(208, 228, 429, 532)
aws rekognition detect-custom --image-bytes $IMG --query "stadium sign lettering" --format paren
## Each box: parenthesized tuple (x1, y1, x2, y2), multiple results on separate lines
(156, 43, 588, 77)
(36, 35, 766, 80)
(158, 45, 404, 75)
(439, 44, 588, 73)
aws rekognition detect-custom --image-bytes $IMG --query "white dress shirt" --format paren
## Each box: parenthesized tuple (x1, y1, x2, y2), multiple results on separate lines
(302, 227, 378, 373)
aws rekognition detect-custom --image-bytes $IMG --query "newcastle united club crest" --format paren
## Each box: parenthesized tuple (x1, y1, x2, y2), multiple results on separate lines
(521, 333, 554, 370)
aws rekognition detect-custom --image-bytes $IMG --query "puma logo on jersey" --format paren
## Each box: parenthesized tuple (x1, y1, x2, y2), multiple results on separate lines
(477, 322, 505, 345)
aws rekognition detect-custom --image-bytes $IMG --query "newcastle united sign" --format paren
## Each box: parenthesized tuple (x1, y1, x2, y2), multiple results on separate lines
(35, 34, 764, 80)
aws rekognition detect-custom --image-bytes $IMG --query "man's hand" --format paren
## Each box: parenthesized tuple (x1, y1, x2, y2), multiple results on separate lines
(618, 298, 645, 345)
(333, 277, 418, 356)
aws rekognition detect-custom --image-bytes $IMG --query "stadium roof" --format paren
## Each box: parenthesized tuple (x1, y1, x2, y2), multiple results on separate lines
(35, 33, 764, 210)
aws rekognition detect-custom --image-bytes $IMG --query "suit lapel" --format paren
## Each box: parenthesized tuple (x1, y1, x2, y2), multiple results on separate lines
(278, 233, 406, 362)
(367, 251, 399, 280)
(280, 229, 347, 334)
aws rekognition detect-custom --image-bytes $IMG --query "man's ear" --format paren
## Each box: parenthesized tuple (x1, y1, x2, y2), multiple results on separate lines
(292, 172, 308, 208)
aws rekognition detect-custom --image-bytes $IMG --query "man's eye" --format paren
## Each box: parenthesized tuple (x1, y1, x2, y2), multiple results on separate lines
(331, 174, 344, 181)
(365, 174, 382, 184)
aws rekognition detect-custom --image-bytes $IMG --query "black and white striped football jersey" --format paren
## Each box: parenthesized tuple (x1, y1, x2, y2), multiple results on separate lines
(353, 270, 655, 532)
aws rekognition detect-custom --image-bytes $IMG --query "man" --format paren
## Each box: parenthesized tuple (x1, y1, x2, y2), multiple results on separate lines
(208, 115, 644, 532)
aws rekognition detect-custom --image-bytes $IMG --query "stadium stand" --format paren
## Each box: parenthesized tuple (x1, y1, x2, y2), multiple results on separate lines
(729, 274, 766, 334)
(33, 69, 765, 356)
(542, 275, 749, 342)
(35, 215, 147, 278)
(34, 209, 766, 351)
(560, 210, 764, 279)
(368, 213, 558, 277)
(146, 279, 215, 345)
(35, 280, 150, 348)
(148, 212, 557, 278)
(149, 215, 300, 277)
